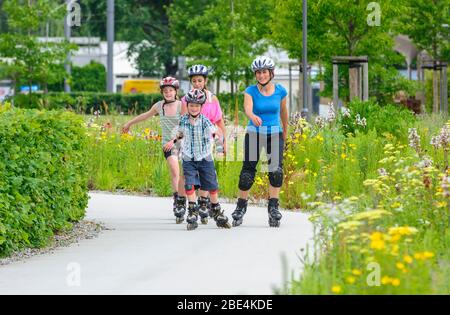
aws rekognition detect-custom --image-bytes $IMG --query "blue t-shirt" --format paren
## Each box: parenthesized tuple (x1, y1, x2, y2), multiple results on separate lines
(245, 83, 287, 134)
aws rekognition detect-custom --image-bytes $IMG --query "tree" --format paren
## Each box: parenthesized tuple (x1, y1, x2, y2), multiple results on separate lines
(169, 0, 272, 96)
(0, 0, 76, 104)
(73, 0, 178, 77)
(48, 61, 106, 92)
(401, 0, 450, 61)
(270, 0, 409, 104)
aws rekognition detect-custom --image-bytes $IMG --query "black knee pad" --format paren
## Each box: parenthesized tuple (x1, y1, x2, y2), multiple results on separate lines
(269, 167, 283, 188)
(239, 170, 256, 191)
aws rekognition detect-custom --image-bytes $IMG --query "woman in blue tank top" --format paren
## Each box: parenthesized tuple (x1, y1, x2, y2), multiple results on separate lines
(231, 56, 289, 228)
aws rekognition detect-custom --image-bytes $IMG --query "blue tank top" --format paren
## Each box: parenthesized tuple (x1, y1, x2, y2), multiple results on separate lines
(245, 83, 287, 134)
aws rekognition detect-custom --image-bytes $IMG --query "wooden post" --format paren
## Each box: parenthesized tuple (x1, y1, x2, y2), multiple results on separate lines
(443, 65, 448, 117)
(349, 65, 359, 101)
(333, 63, 339, 110)
(363, 61, 369, 101)
(433, 66, 439, 113)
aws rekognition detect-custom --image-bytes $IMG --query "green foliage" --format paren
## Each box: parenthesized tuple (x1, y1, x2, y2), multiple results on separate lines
(48, 61, 106, 93)
(169, 0, 272, 87)
(400, 0, 450, 60)
(339, 99, 416, 141)
(12, 92, 164, 114)
(0, 0, 77, 94)
(0, 108, 89, 257)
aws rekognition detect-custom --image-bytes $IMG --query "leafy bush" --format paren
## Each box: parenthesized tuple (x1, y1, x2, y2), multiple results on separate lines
(12, 91, 246, 119)
(0, 107, 89, 257)
(339, 99, 416, 141)
(13, 92, 163, 115)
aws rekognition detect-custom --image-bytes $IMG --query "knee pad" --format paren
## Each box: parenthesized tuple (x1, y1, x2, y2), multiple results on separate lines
(185, 185, 195, 196)
(239, 170, 256, 191)
(269, 167, 283, 188)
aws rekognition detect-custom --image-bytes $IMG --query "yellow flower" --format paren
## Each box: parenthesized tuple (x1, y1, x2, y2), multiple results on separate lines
(352, 209, 392, 221)
(390, 244, 399, 256)
(338, 221, 362, 231)
(396, 262, 405, 270)
(369, 231, 383, 241)
(403, 255, 413, 264)
(391, 202, 402, 208)
(331, 285, 342, 294)
(352, 269, 362, 276)
(341, 153, 347, 159)
(381, 276, 392, 285)
(388, 226, 418, 236)
(346, 276, 356, 284)
(304, 158, 310, 163)
(435, 201, 447, 208)
(423, 251, 434, 259)
(390, 234, 401, 243)
(371, 239, 385, 250)
(391, 278, 400, 286)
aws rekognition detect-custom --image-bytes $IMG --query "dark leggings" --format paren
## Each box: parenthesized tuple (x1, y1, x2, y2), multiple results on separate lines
(238, 132, 284, 191)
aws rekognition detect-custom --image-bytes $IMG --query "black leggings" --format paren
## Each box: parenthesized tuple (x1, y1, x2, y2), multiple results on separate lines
(238, 132, 284, 191)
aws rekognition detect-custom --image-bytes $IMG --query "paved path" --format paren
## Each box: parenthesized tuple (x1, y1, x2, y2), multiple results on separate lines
(0, 192, 313, 295)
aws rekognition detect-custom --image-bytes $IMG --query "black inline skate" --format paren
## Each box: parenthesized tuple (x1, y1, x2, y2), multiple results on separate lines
(268, 198, 282, 228)
(211, 203, 231, 229)
(173, 196, 186, 224)
(231, 198, 248, 227)
(198, 196, 210, 225)
(186, 202, 199, 231)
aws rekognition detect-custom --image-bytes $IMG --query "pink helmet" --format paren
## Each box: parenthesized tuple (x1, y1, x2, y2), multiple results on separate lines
(160, 76, 180, 90)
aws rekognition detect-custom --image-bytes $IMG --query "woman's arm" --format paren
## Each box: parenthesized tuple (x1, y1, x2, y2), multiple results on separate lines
(122, 104, 158, 133)
(244, 93, 262, 127)
(280, 97, 288, 140)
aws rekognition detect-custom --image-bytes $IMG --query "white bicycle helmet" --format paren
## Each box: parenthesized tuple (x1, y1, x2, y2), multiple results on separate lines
(185, 89, 207, 105)
(251, 56, 275, 72)
(188, 64, 209, 78)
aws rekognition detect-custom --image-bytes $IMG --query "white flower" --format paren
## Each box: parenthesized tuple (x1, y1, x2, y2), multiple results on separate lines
(408, 128, 421, 153)
(315, 116, 325, 129)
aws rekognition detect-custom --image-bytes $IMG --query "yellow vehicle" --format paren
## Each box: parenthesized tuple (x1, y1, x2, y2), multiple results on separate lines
(122, 79, 160, 94)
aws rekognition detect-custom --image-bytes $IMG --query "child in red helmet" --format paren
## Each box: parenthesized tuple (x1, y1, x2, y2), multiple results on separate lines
(122, 77, 186, 223)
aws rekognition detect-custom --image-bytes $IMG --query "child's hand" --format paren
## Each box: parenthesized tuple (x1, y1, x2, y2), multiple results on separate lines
(163, 140, 174, 152)
(122, 123, 131, 134)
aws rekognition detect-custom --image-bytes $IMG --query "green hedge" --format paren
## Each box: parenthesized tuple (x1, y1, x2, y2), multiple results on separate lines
(12, 92, 163, 115)
(12, 92, 245, 117)
(0, 107, 89, 257)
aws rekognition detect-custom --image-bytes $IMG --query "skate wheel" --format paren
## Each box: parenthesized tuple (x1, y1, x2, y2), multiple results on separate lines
(176, 217, 184, 224)
(232, 219, 242, 227)
(269, 219, 281, 228)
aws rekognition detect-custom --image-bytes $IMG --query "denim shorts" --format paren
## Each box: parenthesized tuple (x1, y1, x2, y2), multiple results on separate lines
(183, 158, 218, 191)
